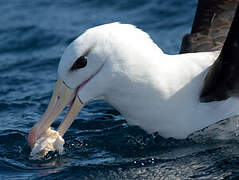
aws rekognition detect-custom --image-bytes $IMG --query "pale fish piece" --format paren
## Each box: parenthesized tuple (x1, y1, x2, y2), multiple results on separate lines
(30, 128, 65, 160)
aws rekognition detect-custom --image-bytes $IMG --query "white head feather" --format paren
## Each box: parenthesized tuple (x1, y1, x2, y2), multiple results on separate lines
(57, 23, 239, 138)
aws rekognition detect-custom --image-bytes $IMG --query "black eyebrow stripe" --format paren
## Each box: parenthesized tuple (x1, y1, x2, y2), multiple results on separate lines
(69, 44, 95, 72)
(83, 48, 91, 56)
(70, 56, 87, 71)
(82, 45, 95, 57)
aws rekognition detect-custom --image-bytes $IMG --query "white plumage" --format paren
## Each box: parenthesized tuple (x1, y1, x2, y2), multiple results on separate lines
(57, 23, 239, 139)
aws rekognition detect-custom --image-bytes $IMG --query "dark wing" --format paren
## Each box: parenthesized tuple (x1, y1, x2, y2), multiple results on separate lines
(200, 4, 239, 102)
(180, 0, 238, 53)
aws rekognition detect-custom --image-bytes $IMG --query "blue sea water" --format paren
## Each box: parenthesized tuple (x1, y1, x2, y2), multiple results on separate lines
(1, 0, 239, 179)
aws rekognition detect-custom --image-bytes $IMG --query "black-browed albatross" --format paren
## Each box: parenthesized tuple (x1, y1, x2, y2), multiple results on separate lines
(28, 0, 239, 153)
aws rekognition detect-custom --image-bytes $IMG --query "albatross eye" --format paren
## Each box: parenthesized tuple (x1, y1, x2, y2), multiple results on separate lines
(70, 56, 87, 71)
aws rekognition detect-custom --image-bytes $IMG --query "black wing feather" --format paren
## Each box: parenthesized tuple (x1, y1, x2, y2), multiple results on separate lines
(200, 4, 239, 102)
(180, 0, 238, 53)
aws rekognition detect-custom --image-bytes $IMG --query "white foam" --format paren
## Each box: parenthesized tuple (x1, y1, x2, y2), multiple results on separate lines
(30, 128, 65, 160)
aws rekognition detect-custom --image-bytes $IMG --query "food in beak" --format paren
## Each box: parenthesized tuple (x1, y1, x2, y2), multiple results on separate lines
(30, 128, 65, 160)
(28, 78, 84, 157)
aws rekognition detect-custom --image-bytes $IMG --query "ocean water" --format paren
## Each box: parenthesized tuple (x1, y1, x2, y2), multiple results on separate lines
(1, 0, 239, 179)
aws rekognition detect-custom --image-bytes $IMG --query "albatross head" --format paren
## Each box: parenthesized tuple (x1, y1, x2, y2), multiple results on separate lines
(28, 23, 161, 148)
